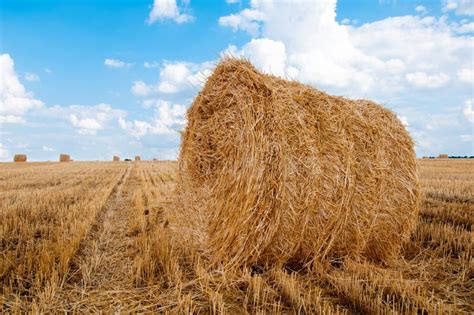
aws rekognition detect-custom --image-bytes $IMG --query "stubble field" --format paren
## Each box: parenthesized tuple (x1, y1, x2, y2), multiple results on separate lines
(1, 159, 472, 313)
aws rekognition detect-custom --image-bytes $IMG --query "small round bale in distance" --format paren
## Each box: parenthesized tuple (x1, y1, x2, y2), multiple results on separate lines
(113, 155, 120, 161)
(135, 156, 141, 161)
(176, 59, 420, 268)
(59, 154, 71, 162)
(13, 154, 27, 162)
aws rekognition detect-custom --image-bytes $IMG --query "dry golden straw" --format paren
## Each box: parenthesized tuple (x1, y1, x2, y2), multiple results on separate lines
(60, 154, 71, 162)
(13, 154, 27, 162)
(175, 58, 420, 268)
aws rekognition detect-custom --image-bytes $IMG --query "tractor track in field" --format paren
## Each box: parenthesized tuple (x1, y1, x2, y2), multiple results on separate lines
(63, 163, 135, 295)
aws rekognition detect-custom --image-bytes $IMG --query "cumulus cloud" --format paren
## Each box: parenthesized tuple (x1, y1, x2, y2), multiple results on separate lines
(463, 98, 474, 123)
(0, 143, 8, 160)
(460, 134, 474, 142)
(104, 58, 132, 68)
(131, 80, 153, 96)
(405, 72, 450, 88)
(42, 145, 56, 152)
(218, 9, 266, 36)
(443, 0, 474, 15)
(144, 61, 160, 69)
(0, 54, 43, 123)
(0, 115, 25, 124)
(397, 115, 409, 127)
(157, 62, 212, 93)
(223, 39, 293, 77)
(147, 0, 194, 24)
(24, 72, 40, 82)
(46, 103, 125, 135)
(457, 67, 474, 83)
(132, 61, 213, 97)
(415, 5, 427, 15)
(215, 0, 474, 156)
(119, 99, 186, 138)
(217, 1, 473, 99)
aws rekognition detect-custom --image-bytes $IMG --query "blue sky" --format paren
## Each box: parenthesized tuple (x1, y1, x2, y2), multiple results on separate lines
(1, 0, 473, 161)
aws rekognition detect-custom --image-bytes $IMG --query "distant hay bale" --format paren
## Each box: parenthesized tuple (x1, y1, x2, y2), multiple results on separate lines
(175, 59, 420, 268)
(113, 155, 120, 161)
(438, 154, 449, 159)
(134, 156, 141, 161)
(59, 154, 71, 162)
(13, 154, 27, 162)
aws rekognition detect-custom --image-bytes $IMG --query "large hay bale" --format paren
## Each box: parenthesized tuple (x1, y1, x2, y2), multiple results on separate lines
(175, 59, 420, 268)
(135, 156, 141, 161)
(13, 154, 27, 162)
(438, 154, 449, 159)
(113, 155, 120, 161)
(59, 154, 70, 162)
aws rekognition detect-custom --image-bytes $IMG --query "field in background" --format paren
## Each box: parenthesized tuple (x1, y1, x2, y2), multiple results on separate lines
(1, 159, 472, 313)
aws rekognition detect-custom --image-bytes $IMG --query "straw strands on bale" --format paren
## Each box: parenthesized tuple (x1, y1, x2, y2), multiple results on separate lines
(59, 154, 71, 162)
(113, 155, 120, 161)
(438, 154, 449, 159)
(13, 154, 27, 162)
(135, 156, 141, 161)
(175, 59, 420, 269)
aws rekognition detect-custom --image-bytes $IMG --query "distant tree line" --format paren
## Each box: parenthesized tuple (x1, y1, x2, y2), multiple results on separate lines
(424, 156, 474, 159)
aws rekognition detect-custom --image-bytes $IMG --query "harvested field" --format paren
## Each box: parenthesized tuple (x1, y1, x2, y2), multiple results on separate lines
(0, 159, 472, 313)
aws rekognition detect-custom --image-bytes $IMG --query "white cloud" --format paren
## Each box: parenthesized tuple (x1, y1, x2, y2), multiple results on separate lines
(42, 145, 56, 152)
(119, 99, 186, 138)
(131, 80, 153, 96)
(460, 134, 474, 142)
(397, 115, 409, 127)
(147, 0, 194, 24)
(217, 2, 472, 98)
(405, 71, 450, 88)
(215, 0, 473, 156)
(45, 103, 124, 135)
(218, 9, 266, 36)
(24, 72, 40, 82)
(44, 68, 52, 74)
(0, 143, 8, 160)
(226, 0, 240, 3)
(453, 21, 474, 33)
(133, 61, 213, 97)
(443, 0, 474, 16)
(104, 58, 132, 68)
(458, 67, 474, 83)
(144, 61, 160, 69)
(415, 5, 427, 15)
(223, 39, 290, 77)
(0, 54, 43, 122)
(463, 98, 474, 123)
(0, 115, 25, 124)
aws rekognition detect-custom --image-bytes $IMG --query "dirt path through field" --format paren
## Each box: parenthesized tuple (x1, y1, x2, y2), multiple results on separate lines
(53, 162, 143, 311)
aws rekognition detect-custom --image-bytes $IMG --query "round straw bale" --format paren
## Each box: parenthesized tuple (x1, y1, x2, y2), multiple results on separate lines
(13, 154, 27, 162)
(113, 155, 120, 161)
(135, 156, 141, 161)
(176, 59, 420, 268)
(59, 154, 70, 162)
(438, 154, 449, 159)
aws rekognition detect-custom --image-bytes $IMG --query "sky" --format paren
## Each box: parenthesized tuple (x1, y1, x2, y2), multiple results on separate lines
(0, 0, 473, 161)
